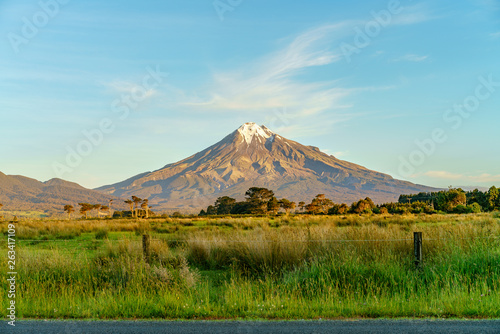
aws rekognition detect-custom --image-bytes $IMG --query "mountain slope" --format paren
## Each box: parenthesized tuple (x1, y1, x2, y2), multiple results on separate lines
(97, 122, 437, 211)
(0, 172, 124, 213)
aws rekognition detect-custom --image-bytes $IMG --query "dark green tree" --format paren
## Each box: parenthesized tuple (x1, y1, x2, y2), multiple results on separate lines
(487, 186, 499, 211)
(215, 196, 236, 215)
(230, 202, 250, 214)
(206, 205, 217, 215)
(245, 187, 275, 214)
(328, 203, 348, 215)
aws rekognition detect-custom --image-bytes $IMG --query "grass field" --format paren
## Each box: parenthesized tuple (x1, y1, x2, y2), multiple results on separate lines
(1, 213, 500, 319)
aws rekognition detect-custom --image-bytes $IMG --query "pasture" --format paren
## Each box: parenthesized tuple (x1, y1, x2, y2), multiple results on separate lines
(1, 213, 500, 319)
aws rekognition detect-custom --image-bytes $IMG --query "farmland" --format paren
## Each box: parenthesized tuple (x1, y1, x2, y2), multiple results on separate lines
(1, 213, 500, 319)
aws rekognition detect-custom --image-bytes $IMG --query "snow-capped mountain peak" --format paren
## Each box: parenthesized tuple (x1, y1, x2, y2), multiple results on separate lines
(237, 122, 274, 144)
(97, 122, 437, 211)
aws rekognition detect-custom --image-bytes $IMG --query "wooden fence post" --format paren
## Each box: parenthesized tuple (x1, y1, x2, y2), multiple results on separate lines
(143, 234, 150, 263)
(414, 232, 422, 269)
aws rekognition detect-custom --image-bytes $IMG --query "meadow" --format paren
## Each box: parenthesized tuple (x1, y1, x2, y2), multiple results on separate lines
(1, 213, 500, 319)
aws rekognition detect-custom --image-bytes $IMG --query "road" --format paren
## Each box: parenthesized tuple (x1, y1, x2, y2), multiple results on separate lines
(3, 320, 500, 334)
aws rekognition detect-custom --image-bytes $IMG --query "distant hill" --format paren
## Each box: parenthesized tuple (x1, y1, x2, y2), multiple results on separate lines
(97, 122, 438, 211)
(0, 172, 125, 214)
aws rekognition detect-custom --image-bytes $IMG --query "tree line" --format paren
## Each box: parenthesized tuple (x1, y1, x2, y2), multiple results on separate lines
(199, 187, 500, 216)
(199, 187, 297, 216)
(50, 185, 500, 219)
(398, 186, 500, 213)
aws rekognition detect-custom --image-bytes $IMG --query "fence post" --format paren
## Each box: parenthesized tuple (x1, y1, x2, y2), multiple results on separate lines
(143, 234, 150, 263)
(414, 232, 422, 269)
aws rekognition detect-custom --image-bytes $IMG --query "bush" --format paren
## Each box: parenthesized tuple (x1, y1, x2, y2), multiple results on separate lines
(453, 205, 472, 214)
(468, 203, 482, 213)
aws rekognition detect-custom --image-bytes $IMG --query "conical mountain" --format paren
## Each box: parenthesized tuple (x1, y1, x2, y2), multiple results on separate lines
(97, 122, 437, 211)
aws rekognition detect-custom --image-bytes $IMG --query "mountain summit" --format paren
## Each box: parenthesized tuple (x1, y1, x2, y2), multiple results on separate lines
(97, 122, 436, 211)
(237, 122, 275, 144)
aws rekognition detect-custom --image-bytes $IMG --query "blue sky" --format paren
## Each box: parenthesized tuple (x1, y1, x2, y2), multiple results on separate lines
(0, 0, 499, 189)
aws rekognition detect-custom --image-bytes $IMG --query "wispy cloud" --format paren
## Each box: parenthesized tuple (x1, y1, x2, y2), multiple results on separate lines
(490, 31, 500, 39)
(106, 80, 158, 100)
(424, 171, 500, 183)
(391, 54, 429, 62)
(153, 14, 430, 136)
(391, 4, 435, 25)
(180, 5, 436, 115)
(424, 171, 463, 180)
(181, 23, 354, 120)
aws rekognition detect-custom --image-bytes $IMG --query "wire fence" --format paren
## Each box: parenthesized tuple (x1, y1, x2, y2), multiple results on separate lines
(1, 235, 498, 243)
(1, 233, 499, 265)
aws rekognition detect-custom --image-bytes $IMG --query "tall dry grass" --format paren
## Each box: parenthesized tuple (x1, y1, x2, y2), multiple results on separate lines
(1, 213, 499, 319)
(181, 214, 500, 275)
(0, 219, 150, 239)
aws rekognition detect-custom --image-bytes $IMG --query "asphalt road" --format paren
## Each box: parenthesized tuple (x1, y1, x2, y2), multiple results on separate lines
(2, 320, 500, 334)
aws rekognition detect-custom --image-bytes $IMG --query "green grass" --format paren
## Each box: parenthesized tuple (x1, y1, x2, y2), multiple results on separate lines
(1, 213, 499, 319)
(1, 211, 50, 219)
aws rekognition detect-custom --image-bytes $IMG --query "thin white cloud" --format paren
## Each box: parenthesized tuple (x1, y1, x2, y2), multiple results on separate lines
(391, 54, 429, 62)
(391, 4, 434, 25)
(107, 80, 157, 100)
(424, 171, 500, 183)
(155, 17, 422, 136)
(490, 31, 500, 39)
(424, 171, 463, 180)
(469, 173, 500, 183)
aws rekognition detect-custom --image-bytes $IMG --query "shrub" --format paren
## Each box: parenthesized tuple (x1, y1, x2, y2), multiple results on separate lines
(453, 205, 472, 214)
(468, 203, 482, 213)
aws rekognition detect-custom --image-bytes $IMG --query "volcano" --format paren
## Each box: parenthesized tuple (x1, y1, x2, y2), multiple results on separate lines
(96, 122, 436, 211)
